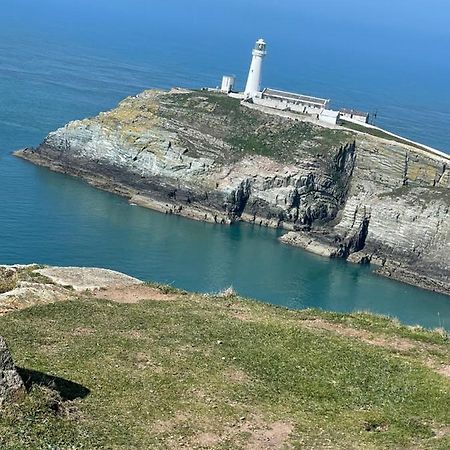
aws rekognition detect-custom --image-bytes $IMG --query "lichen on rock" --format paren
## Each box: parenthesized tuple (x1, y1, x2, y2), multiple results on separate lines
(14, 88, 450, 294)
(0, 336, 25, 407)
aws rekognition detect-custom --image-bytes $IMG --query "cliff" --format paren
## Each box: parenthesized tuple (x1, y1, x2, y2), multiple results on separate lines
(15, 89, 450, 294)
(1, 264, 450, 449)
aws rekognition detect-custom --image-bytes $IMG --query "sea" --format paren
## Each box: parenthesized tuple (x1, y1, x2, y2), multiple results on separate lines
(1, 0, 449, 329)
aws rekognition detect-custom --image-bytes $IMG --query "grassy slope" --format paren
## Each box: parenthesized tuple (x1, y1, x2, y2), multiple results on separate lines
(339, 120, 430, 152)
(160, 91, 353, 164)
(0, 290, 449, 450)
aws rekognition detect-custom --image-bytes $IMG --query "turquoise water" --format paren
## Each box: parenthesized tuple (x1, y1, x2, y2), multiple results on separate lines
(1, 0, 449, 329)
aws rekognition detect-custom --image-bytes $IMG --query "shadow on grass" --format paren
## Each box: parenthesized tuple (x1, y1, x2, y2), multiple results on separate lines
(17, 367, 90, 401)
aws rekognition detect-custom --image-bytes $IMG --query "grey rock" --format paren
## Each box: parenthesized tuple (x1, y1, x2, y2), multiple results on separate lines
(14, 89, 450, 295)
(35, 267, 143, 292)
(0, 336, 25, 406)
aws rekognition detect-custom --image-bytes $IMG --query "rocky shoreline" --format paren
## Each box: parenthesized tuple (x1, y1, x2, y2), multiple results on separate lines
(14, 89, 450, 296)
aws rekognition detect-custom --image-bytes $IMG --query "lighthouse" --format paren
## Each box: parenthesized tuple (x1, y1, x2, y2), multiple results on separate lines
(244, 38, 267, 98)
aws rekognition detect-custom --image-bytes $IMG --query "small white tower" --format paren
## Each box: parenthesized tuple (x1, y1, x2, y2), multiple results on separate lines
(244, 38, 267, 98)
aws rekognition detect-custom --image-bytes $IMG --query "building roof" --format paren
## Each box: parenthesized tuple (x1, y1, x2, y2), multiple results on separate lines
(339, 108, 368, 117)
(262, 88, 329, 107)
(320, 109, 340, 118)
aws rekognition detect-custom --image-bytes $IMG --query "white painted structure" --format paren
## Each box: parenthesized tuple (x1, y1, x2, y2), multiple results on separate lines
(221, 75, 235, 93)
(244, 38, 267, 98)
(319, 109, 340, 125)
(218, 38, 372, 128)
(339, 108, 369, 124)
(253, 88, 330, 115)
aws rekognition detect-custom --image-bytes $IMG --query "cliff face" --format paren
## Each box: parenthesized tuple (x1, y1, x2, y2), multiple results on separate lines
(15, 89, 450, 294)
(333, 137, 450, 291)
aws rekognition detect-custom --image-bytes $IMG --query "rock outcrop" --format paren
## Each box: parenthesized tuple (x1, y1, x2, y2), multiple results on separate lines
(35, 267, 143, 292)
(0, 264, 143, 315)
(0, 336, 25, 406)
(14, 89, 450, 294)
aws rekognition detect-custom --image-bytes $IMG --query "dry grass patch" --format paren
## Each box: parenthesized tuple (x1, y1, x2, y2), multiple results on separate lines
(91, 283, 182, 303)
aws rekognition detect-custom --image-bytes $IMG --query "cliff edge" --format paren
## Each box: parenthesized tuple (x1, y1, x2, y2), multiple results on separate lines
(15, 89, 450, 294)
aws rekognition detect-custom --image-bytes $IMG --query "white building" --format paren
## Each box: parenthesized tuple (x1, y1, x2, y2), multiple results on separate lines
(319, 109, 340, 125)
(244, 38, 267, 98)
(253, 88, 330, 115)
(218, 38, 368, 127)
(339, 108, 369, 124)
(221, 75, 235, 94)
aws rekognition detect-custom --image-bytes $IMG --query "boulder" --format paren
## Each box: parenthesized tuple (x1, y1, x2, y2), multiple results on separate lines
(0, 336, 25, 406)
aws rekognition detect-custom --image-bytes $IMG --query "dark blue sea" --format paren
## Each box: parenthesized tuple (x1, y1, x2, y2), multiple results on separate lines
(1, 0, 449, 329)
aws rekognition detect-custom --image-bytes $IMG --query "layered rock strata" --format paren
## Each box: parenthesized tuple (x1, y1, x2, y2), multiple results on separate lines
(15, 89, 450, 295)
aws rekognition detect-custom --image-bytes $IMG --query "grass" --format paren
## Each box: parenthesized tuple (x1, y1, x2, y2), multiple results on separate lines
(161, 90, 354, 164)
(144, 281, 188, 295)
(0, 269, 17, 294)
(0, 288, 449, 449)
(0, 265, 53, 294)
(377, 185, 450, 207)
(340, 120, 430, 151)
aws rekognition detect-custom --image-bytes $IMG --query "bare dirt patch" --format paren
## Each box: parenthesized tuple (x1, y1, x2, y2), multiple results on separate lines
(301, 319, 415, 351)
(432, 425, 450, 439)
(424, 358, 450, 379)
(435, 364, 450, 378)
(231, 308, 256, 322)
(195, 432, 222, 447)
(223, 368, 251, 384)
(91, 284, 180, 304)
(243, 419, 293, 450)
(72, 327, 96, 336)
(132, 352, 163, 372)
(151, 412, 189, 434)
(301, 319, 450, 379)
(151, 411, 293, 450)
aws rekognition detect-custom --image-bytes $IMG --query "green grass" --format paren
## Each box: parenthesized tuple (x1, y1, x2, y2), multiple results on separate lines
(144, 281, 188, 295)
(340, 120, 430, 151)
(161, 90, 354, 164)
(0, 293, 449, 449)
(0, 269, 17, 294)
(377, 186, 450, 207)
(0, 265, 53, 294)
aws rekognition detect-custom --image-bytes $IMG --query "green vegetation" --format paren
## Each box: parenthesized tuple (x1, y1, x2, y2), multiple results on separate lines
(162, 91, 354, 164)
(0, 386, 91, 449)
(340, 120, 430, 151)
(377, 185, 450, 207)
(0, 265, 53, 294)
(0, 269, 17, 294)
(144, 281, 188, 295)
(1, 288, 449, 449)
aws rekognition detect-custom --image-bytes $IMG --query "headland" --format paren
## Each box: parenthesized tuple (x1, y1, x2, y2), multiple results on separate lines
(14, 88, 450, 296)
(1, 263, 449, 449)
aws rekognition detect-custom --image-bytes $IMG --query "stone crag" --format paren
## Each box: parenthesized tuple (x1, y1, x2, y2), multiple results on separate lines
(0, 336, 25, 407)
(15, 89, 450, 295)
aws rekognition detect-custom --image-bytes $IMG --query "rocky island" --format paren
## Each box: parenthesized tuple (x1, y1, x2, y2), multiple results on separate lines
(15, 89, 450, 295)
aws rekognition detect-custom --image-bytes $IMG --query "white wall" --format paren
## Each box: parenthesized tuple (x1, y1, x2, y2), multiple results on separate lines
(340, 112, 368, 124)
(319, 112, 339, 125)
(254, 96, 324, 116)
(221, 76, 235, 93)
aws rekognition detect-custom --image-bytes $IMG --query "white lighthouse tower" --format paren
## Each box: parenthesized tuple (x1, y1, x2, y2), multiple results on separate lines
(244, 38, 267, 99)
